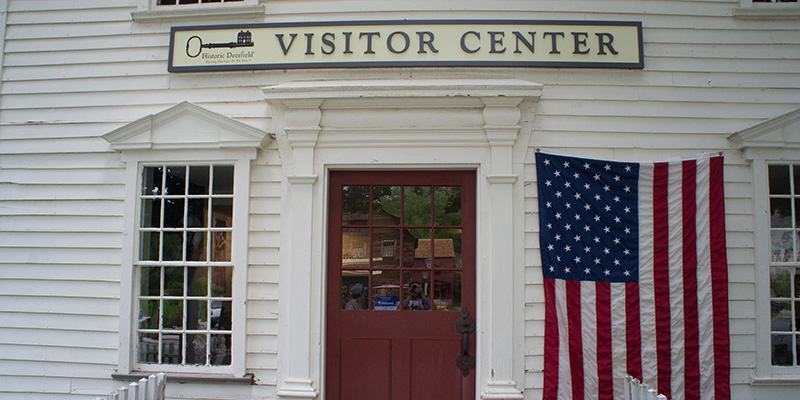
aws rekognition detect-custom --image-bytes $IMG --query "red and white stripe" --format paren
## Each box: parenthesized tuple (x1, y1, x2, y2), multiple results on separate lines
(542, 154, 730, 400)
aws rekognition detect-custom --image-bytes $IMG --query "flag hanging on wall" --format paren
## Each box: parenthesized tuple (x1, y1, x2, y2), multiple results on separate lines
(535, 151, 730, 400)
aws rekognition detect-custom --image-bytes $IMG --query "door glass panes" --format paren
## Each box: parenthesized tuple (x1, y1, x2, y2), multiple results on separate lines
(434, 186, 462, 226)
(339, 180, 464, 312)
(341, 270, 369, 310)
(136, 164, 235, 367)
(343, 186, 370, 225)
(404, 186, 431, 226)
(373, 228, 401, 268)
(433, 271, 461, 311)
(372, 270, 401, 310)
(342, 228, 370, 268)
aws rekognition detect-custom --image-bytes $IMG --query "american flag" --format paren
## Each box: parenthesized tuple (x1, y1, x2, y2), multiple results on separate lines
(536, 152, 730, 400)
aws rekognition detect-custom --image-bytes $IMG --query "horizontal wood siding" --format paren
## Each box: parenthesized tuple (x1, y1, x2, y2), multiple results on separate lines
(1, 0, 798, 398)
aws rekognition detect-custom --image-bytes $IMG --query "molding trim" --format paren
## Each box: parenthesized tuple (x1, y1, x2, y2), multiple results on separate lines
(131, 4, 265, 22)
(287, 175, 318, 185)
(733, 6, 800, 19)
(750, 375, 800, 386)
(263, 79, 542, 102)
(728, 107, 800, 150)
(113, 372, 254, 385)
(103, 101, 271, 152)
(486, 174, 518, 184)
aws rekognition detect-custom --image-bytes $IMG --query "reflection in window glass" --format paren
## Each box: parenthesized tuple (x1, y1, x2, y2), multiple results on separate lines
(189, 166, 210, 195)
(774, 334, 792, 366)
(773, 231, 794, 262)
(770, 165, 791, 195)
(403, 271, 431, 311)
(434, 186, 462, 226)
(338, 181, 466, 313)
(372, 228, 401, 268)
(404, 186, 431, 226)
(341, 270, 369, 310)
(342, 228, 370, 268)
(372, 270, 400, 310)
(434, 271, 461, 311)
(769, 164, 800, 366)
(771, 198, 792, 228)
(373, 186, 401, 224)
(342, 186, 370, 225)
(136, 163, 235, 367)
(434, 229, 462, 268)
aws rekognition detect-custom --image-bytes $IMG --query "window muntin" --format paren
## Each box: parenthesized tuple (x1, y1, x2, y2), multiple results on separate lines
(136, 164, 235, 368)
(769, 164, 800, 366)
(340, 184, 464, 312)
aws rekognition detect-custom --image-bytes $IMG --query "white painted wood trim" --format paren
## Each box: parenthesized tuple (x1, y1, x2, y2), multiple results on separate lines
(265, 79, 541, 400)
(132, 1, 264, 22)
(732, 109, 800, 380)
(263, 79, 543, 102)
(107, 102, 268, 377)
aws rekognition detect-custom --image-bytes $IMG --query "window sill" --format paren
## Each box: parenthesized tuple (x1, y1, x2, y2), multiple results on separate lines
(733, 6, 800, 19)
(112, 372, 254, 384)
(131, 5, 265, 22)
(750, 375, 800, 386)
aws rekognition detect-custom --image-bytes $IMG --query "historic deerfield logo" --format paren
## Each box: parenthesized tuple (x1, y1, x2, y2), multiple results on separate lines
(185, 30, 255, 61)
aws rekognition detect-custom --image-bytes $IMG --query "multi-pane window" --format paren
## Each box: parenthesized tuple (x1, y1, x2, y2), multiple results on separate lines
(768, 164, 800, 366)
(340, 185, 464, 312)
(157, 0, 243, 5)
(136, 165, 234, 367)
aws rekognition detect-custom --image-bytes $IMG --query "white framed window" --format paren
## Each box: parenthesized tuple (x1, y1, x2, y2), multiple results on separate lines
(132, 0, 264, 22)
(136, 164, 235, 370)
(730, 108, 800, 383)
(767, 164, 800, 367)
(735, 0, 800, 18)
(103, 102, 269, 378)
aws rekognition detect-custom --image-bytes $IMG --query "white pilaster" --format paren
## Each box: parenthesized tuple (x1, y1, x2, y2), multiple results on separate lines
(480, 97, 525, 400)
(269, 98, 323, 399)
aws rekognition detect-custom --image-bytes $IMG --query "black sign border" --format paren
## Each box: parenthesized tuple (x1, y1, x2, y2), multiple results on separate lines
(168, 19, 644, 73)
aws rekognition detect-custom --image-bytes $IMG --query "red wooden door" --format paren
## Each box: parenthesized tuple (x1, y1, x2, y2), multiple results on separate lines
(326, 170, 476, 400)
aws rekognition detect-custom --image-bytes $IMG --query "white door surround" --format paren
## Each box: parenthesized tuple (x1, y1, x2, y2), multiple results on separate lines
(264, 79, 542, 399)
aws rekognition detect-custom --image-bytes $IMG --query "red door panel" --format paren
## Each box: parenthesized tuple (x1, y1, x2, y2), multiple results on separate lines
(326, 170, 476, 400)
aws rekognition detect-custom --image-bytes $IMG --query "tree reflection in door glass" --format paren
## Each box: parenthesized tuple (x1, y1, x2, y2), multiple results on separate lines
(342, 186, 370, 225)
(373, 186, 401, 224)
(404, 186, 431, 226)
(434, 186, 461, 226)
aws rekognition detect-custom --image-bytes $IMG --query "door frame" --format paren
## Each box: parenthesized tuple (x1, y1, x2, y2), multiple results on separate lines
(266, 80, 541, 400)
(324, 169, 478, 400)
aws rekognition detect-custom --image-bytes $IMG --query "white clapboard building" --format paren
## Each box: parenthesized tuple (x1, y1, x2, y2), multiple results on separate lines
(1, 0, 799, 399)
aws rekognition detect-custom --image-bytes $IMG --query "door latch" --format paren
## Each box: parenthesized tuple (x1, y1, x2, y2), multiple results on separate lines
(455, 307, 476, 377)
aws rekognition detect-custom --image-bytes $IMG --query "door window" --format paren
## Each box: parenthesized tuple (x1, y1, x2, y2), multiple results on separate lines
(340, 184, 464, 312)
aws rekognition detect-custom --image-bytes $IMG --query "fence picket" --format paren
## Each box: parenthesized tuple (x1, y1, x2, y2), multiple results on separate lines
(98, 374, 165, 400)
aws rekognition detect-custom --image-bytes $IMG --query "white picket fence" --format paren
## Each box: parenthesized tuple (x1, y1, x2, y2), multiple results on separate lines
(96, 373, 166, 400)
(625, 375, 668, 400)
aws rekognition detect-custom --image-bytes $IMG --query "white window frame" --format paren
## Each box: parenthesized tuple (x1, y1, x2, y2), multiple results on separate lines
(731, 108, 800, 384)
(120, 151, 252, 376)
(132, 0, 264, 22)
(103, 102, 268, 378)
(734, 0, 800, 19)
